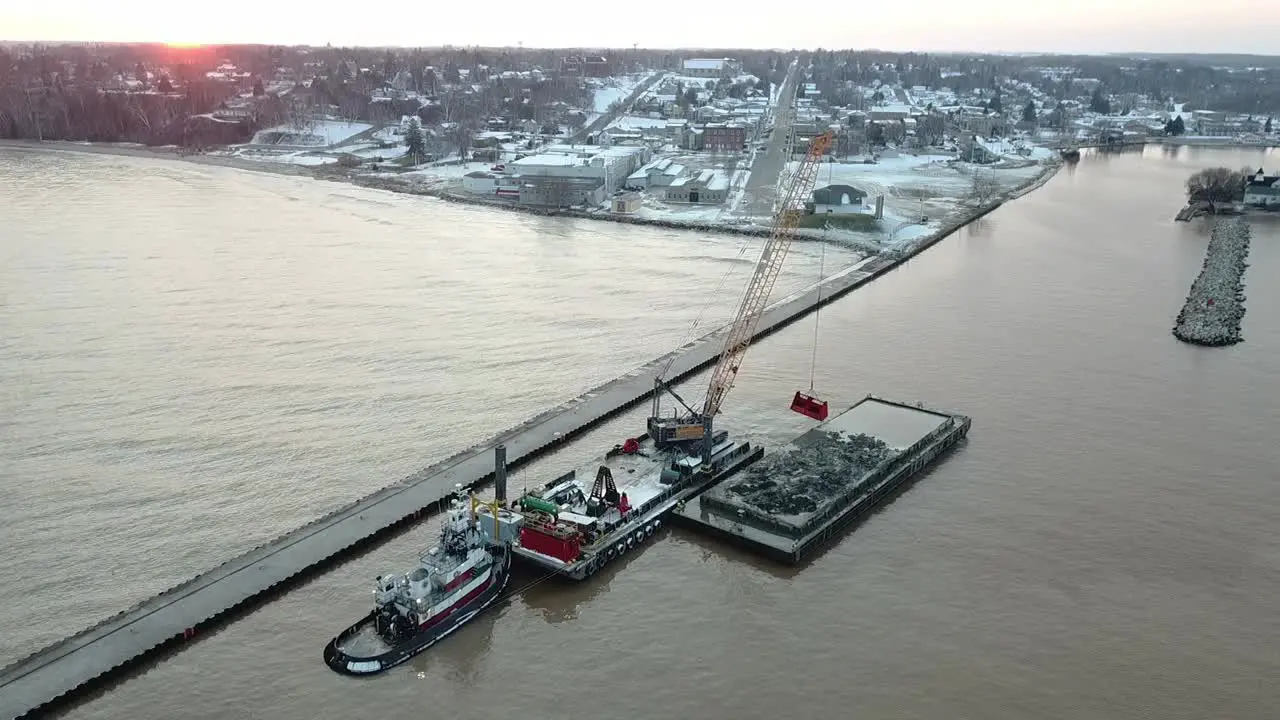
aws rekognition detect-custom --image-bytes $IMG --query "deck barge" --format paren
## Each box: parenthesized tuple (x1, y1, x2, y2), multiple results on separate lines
(672, 396, 971, 564)
(509, 433, 762, 580)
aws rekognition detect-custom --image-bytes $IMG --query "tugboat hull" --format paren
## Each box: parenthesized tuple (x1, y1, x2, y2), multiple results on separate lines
(323, 548, 512, 676)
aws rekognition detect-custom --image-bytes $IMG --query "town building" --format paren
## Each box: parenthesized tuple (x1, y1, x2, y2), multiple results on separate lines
(625, 157, 686, 189)
(681, 58, 741, 78)
(517, 175, 606, 208)
(462, 171, 498, 195)
(700, 123, 747, 152)
(868, 104, 914, 122)
(665, 169, 729, 204)
(807, 184, 868, 215)
(508, 145, 650, 193)
(562, 55, 612, 77)
(1244, 168, 1280, 207)
(612, 191, 643, 213)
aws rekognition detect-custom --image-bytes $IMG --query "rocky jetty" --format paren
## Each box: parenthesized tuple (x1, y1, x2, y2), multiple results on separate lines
(1173, 217, 1251, 347)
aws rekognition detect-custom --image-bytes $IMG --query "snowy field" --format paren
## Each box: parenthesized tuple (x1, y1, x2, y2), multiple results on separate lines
(249, 120, 372, 148)
(590, 73, 652, 114)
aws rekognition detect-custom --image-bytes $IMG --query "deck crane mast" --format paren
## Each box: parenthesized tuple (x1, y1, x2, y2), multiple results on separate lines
(647, 129, 835, 469)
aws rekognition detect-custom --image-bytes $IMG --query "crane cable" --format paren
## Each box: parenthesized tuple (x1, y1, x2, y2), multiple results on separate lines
(808, 159, 833, 393)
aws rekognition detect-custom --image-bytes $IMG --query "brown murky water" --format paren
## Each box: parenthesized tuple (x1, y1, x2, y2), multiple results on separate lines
(4, 145, 1279, 720)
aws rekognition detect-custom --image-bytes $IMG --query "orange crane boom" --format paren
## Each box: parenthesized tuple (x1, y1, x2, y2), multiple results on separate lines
(647, 129, 835, 465)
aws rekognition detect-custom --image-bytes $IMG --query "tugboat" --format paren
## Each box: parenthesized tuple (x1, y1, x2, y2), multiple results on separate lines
(323, 492, 520, 675)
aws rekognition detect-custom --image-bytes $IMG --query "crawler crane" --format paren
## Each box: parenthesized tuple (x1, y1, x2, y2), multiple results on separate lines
(647, 129, 835, 468)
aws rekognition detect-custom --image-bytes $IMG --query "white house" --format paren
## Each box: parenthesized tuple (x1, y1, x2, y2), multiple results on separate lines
(462, 171, 498, 195)
(1243, 169, 1280, 207)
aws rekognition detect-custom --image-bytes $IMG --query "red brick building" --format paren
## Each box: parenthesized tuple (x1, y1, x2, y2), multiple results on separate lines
(701, 123, 747, 152)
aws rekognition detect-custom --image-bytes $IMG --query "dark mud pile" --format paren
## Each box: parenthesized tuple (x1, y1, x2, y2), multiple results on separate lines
(708, 431, 897, 526)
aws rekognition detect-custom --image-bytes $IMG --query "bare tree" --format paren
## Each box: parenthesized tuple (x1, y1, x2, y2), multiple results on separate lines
(287, 93, 314, 134)
(449, 121, 476, 161)
(970, 171, 999, 206)
(1186, 167, 1245, 210)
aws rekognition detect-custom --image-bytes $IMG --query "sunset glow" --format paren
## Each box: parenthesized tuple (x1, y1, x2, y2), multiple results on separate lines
(2, 0, 1275, 52)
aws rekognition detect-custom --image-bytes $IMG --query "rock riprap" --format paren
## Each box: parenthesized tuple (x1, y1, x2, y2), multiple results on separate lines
(1173, 217, 1250, 347)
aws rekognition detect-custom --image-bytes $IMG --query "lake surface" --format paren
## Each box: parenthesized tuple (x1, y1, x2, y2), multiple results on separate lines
(2, 144, 1278, 719)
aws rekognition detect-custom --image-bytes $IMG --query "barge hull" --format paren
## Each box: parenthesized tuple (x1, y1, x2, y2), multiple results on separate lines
(672, 396, 971, 564)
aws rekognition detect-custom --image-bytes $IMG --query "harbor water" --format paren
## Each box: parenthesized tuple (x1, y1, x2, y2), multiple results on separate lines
(2, 144, 1279, 719)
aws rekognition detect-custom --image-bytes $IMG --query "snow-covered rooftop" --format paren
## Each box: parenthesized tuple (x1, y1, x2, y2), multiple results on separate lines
(683, 59, 731, 71)
(701, 169, 729, 191)
(512, 153, 582, 167)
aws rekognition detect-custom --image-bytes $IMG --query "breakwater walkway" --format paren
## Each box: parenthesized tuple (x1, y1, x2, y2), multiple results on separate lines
(1173, 217, 1251, 347)
(0, 188, 1015, 720)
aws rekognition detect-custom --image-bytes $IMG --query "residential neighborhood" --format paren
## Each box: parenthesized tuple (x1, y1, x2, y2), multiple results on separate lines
(2, 43, 1276, 241)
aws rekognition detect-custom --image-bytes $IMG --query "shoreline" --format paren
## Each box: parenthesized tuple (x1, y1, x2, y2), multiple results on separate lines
(1145, 137, 1280, 149)
(2, 137, 1062, 248)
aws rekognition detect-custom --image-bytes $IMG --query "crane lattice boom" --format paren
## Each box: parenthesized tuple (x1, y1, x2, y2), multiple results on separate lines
(701, 130, 834, 418)
(645, 128, 834, 463)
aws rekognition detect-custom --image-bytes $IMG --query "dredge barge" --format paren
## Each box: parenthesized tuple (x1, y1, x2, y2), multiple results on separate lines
(510, 431, 760, 579)
(506, 129, 839, 581)
(672, 396, 971, 564)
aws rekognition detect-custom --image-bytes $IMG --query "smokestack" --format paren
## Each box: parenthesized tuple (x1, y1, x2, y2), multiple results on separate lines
(494, 444, 508, 502)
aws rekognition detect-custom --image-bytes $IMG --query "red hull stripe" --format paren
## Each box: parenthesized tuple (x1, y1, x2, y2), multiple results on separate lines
(418, 573, 495, 630)
(443, 568, 477, 593)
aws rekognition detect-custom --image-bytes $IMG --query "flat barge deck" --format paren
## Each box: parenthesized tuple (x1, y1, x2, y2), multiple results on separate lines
(672, 396, 971, 564)
(509, 433, 762, 580)
(1, 259, 892, 720)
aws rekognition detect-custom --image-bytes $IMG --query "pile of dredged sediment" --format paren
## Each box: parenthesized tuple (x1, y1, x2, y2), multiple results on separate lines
(710, 431, 897, 524)
(1173, 217, 1251, 347)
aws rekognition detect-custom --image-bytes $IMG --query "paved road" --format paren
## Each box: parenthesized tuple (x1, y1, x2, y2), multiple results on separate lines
(739, 60, 801, 219)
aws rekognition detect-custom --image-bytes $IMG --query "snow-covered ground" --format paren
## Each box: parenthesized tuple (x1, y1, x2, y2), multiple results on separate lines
(349, 145, 408, 161)
(630, 155, 754, 225)
(591, 74, 651, 114)
(230, 150, 339, 167)
(760, 150, 1057, 251)
(250, 120, 372, 148)
(976, 137, 1056, 161)
(366, 157, 483, 188)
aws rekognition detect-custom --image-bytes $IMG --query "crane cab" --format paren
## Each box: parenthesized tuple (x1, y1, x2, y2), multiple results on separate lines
(790, 392, 830, 421)
(647, 415, 705, 449)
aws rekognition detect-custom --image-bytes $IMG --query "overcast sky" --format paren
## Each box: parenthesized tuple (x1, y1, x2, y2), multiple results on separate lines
(3, 0, 1274, 55)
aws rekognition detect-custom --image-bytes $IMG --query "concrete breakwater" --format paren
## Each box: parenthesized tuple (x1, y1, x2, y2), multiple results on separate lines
(1173, 217, 1251, 347)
